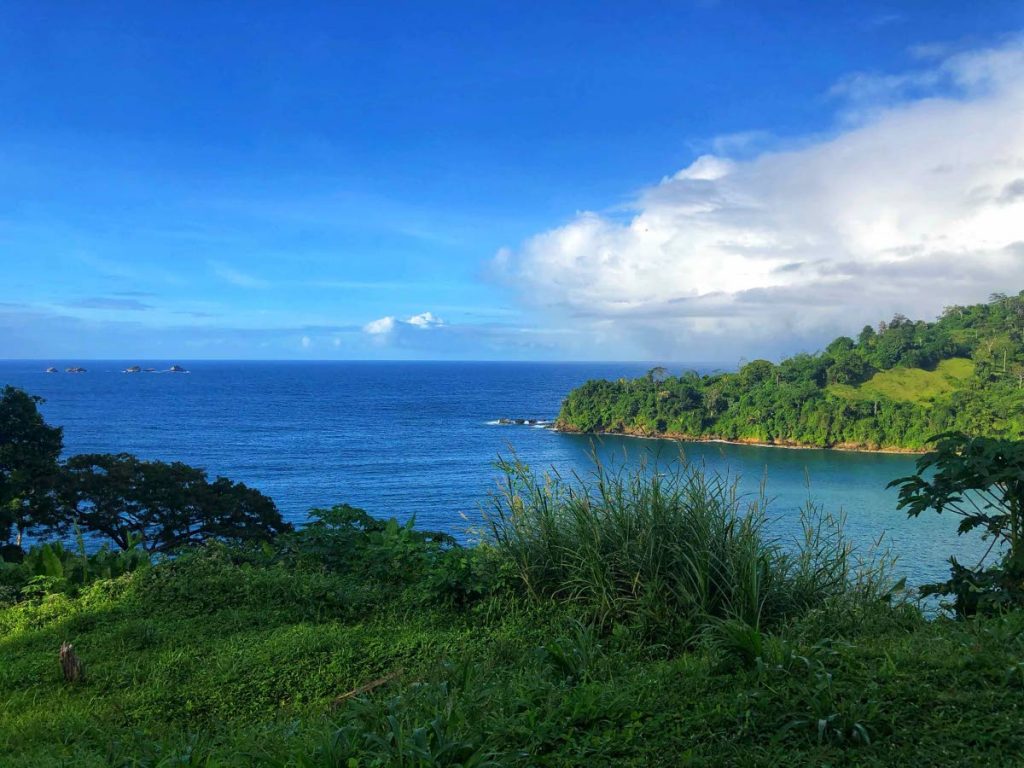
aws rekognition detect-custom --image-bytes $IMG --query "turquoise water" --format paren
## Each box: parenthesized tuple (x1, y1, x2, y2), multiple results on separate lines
(0, 360, 986, 587)
(571, 434, 980, 588)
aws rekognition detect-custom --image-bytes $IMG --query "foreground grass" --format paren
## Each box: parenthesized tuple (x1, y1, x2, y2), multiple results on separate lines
(3, 568, 1024, 766)
(828, 358, 976, 406)
(3, 465, 1024, 766)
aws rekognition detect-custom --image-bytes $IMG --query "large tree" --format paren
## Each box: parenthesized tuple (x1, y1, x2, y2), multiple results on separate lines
(61, 453, 291, 553)
(0, 386, 63, 552)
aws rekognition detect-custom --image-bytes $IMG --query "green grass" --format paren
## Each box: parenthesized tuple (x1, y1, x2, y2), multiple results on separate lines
(2, 462, 1024, 766)
(4, 565, 1024, 766)
(829, 358, 975, 406)
(485, 457, 881, 635)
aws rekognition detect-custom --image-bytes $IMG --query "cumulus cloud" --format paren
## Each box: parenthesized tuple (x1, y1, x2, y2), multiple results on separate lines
(363, 316, 396, 335)
(406, 311, 444, 328)
(495, 36, 1024, 360)
(363, 311, 444, 337)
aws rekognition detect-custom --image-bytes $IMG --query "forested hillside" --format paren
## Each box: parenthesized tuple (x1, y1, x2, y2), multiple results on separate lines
(558, 292, 1024, 450)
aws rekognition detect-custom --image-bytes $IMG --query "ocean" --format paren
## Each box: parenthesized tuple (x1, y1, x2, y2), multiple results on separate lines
(0, 360, 986, 587)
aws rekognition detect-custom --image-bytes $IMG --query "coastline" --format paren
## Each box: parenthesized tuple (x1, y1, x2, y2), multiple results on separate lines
(553, 423, 928, 455)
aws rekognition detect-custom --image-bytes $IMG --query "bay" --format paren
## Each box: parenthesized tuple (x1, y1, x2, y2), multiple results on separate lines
(0, 360, 985, 586)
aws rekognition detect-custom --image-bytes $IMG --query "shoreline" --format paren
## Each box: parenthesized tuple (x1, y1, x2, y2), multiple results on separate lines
(552, 424, 928, 455)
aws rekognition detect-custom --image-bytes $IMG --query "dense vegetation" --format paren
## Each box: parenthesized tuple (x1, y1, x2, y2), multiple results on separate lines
(891, 432, 1024, 616)
(0, 386, 289, 558)
(558, 292, 1024, 450)
(5, 387, 1024, 765)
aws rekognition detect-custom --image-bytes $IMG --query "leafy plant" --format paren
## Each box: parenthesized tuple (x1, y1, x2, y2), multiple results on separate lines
(268, 504, 499, 608)
(890, 432, 1024, 614)
(538, 619, 603, 683)
(322, 672, 502, 767)
(1, 536, 151, 599)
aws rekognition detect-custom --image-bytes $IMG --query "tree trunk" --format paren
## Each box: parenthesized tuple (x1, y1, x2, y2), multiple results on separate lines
(59, 642, 84, 683)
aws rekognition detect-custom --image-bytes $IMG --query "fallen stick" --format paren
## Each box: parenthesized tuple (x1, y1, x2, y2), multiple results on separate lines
(331, 670, 402, 708)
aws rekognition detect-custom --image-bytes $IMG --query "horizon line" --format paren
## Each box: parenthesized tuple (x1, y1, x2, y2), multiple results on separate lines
(0, 357, 737, 366)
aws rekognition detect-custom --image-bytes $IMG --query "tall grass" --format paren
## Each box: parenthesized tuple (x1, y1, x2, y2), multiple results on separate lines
(485, 454, 891, 639)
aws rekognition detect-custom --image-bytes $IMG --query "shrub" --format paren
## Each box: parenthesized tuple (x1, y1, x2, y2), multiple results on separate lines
(891, 432, 1024, 614)
(220, 505, 504, 609)
(0, 535, 150, 601)
(485, 455, 888, 642)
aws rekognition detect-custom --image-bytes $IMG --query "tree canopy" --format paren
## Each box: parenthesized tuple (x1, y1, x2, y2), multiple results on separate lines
(0, 387, 289, 557)
(558, 291, 1024, 450)
(60, 453, 290, 553)
(0, 386, 63, 549)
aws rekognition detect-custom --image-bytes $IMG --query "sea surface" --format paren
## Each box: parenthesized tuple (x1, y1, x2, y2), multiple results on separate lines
(1, 360, 987, 587)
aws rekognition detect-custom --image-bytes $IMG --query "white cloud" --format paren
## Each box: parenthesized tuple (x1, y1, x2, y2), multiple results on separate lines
(495, 36, 1024, 360)
(707, 130, 772, 158)
(300, 335, 312, 348)
(671, 155, 734, 181)
(362, 311, 445, 337)
(406, 311, 444, 328)
(363, 316, 396, 335)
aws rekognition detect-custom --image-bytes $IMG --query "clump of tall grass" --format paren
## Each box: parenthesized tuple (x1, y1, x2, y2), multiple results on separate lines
(485, 454, 894, 641)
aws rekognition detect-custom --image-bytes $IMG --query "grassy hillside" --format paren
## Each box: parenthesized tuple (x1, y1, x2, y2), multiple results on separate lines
(558, 293, 1024, 450)
(5, 564, 1024, 766)
(3, 463, 1024, 766)
(828, 358, 976, 406)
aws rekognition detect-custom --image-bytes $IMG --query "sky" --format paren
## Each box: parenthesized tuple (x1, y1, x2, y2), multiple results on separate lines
(1, 1, 1023, 362)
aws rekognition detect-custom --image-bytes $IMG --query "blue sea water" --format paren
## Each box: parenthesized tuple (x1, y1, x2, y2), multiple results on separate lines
(1, 360, 986, 587)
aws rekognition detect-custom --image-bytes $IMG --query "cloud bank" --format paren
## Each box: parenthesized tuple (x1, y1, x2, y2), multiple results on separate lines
(496, 37, 1024, 360)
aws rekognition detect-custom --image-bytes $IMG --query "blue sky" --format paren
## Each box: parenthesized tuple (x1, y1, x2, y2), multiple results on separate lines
(2, 2, 1023, 361)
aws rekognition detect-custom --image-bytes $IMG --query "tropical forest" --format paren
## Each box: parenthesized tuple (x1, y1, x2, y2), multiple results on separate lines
(558, 292, 1024, 450)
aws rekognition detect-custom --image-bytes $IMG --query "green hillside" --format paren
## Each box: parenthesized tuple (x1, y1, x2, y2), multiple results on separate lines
(558, 292, 1024, 450)
(4, 460, 1024, 766)
(828, 358, 976, 406)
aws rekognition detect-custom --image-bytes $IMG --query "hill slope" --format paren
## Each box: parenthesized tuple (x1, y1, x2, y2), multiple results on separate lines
(827, 358, 976, 406)
(557, 292, 1024, 450)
